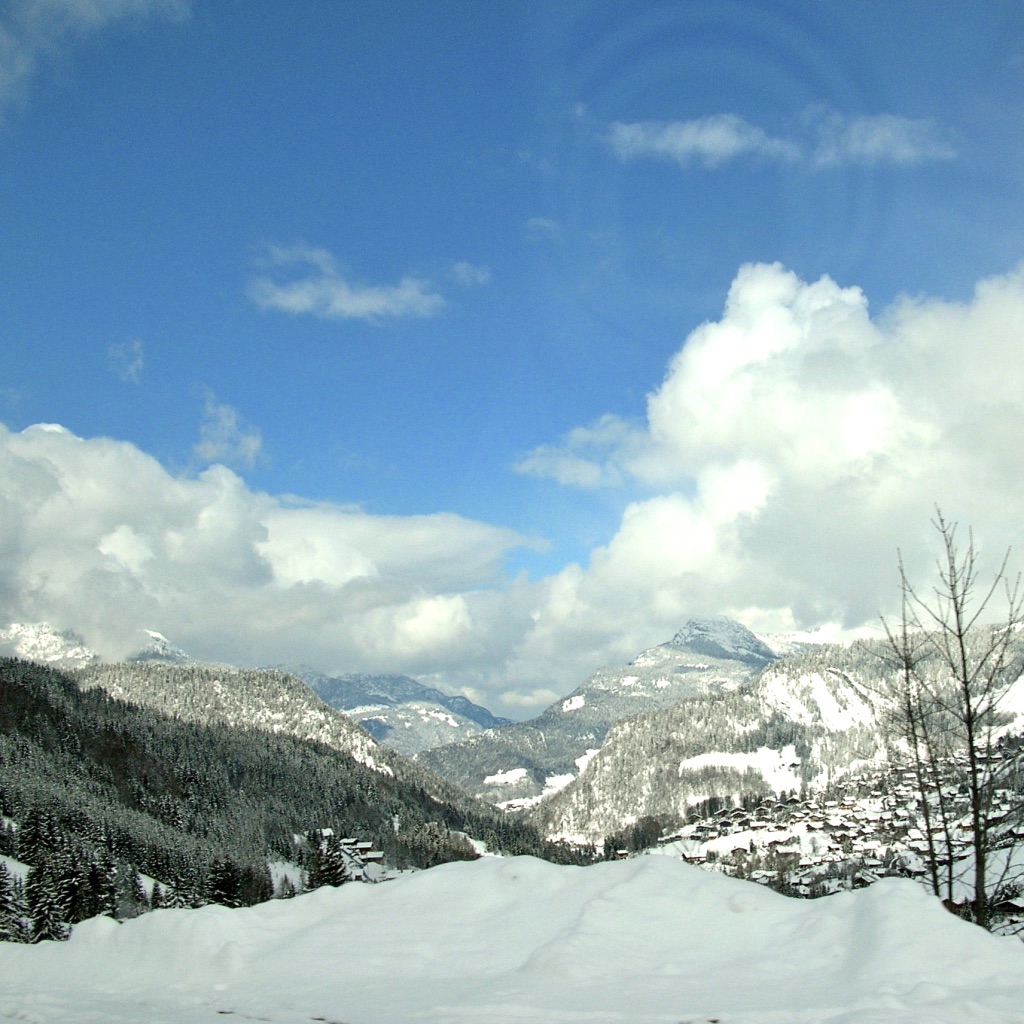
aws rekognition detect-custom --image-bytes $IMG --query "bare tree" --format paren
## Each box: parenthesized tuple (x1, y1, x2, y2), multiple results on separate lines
(884, 511, 1024, 929)
(880, 587, 954, 901)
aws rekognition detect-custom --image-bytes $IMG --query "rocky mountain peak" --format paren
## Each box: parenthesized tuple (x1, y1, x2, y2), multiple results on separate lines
(667, 616, 778, 667)
(0, 621, 100, 669)
(128, 629, 195, 665)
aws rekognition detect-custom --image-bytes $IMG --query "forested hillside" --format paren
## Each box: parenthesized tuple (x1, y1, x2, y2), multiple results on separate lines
(0, 658, 586, 941)
(418, 618, 774, 807)
(74, 662, 388, 773)
(526, 633, 1024, 844)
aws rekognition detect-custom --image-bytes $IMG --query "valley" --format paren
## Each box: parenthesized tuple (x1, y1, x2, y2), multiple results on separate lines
(2, 613, 1024, 943)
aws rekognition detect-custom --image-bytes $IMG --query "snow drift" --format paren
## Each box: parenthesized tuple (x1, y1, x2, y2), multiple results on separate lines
(2, 855, 1023, 1023)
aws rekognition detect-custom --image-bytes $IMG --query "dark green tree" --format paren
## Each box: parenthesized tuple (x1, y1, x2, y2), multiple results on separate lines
(0, 863, 30, 943)
(26, 860, 70, 942)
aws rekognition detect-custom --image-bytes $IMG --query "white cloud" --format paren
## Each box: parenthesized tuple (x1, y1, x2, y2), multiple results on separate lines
(498, 687, 563, 710)
(608, 115, 799, 168)
(607, 109, 956, 171)
(515, 414, 637, 488)
(0, 420, 531, 694)
(6, 264, 1024, 718)
(0, 0, 190, 117)
(248, 245, 446, 323)
(108, 339, 143, 383)
(517, 261, 1024, 657)
(194, 390, 263, 469)
(525, 217, 562, 241)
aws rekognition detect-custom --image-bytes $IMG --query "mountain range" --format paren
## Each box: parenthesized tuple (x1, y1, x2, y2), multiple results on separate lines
(294, 668, 511, 755)
(0, 653, 577, 930)
(417, 617, 795, 811)
(8, 615, 1023, 851)
(0, 622, 507, 756)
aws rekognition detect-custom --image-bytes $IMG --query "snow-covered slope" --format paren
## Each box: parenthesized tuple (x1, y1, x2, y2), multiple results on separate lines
(74, 661, 393, 775)
(420, 617, 775, 805)
(530, 640, 899, 843)
(353, 700, 489, 754)
(0, 622, 99, 669)
(296, 669, 511, 755)
(128, 629, 198, 666)
(1, 855, 1022, 1024)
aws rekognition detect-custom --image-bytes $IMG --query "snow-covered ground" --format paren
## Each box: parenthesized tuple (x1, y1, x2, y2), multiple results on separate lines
(3, 855, 1024, 1023)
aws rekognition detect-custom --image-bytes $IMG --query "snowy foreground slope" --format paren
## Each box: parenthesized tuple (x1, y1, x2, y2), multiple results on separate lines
(3, 857, 1024, 1024)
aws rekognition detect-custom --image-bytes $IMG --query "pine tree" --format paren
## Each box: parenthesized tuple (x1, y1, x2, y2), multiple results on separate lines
(0, 819, 16, 857)
(206, 858, 243, 907)
(26, 861, 70, 942)
(307, 838, 350, 889)
(85, 852, 118, 919)
(0, 863, 30, 943)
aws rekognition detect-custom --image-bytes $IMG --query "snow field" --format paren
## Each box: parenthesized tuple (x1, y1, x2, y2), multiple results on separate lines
(2, 855, 1024, 1023)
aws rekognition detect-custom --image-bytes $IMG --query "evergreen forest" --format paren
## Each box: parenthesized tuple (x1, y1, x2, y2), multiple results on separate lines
(0, 658, 588, 942)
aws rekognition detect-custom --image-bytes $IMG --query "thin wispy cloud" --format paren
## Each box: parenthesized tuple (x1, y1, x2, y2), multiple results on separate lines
(805, 108, 957, 167)
(608, 108, 957, 171)
(515, 414, 636, 488)
(452, 261, 492, 287)
(248, 245, 446, 323)
(108, 339, 144, 383)
(194, 390, 262, 469)
(0, 0, 191, 117)
(525, 216, 563, 242)
(608, 114, 800, 169)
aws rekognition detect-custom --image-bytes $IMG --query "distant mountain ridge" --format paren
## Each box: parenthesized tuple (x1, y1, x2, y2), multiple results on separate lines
(129, 629, 198, 666)
(528, 632, 1024, 843)
(296, 669, 512, 755)
(0, 621, 510, 757)
(74, 661, 392, 775)
(418, 617, 781, 809)
(668, 616, 778, 666)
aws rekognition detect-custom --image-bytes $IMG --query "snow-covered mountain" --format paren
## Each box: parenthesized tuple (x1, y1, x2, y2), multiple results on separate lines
(419, 617, 779, 808)
(669, 615, 778, 666)
(74, 661, 394, 776)
(424, 619, 1010, 843)
(0, 622, 100, 669)
(1, 620, 507, 757)
(527, 635, 1003, 844)
(296, 670, 511, 755)
(3, 855, 1022, 1024)
(128, 629, 198, 666)
(0, 622, 203, 668)
(5, 623, 392, 770)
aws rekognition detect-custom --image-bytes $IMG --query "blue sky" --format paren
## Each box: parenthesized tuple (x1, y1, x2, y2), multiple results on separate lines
(3, 1, 1024, 716)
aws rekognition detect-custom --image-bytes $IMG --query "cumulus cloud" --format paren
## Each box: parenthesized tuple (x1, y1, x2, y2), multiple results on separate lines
(0, 420, 531, 690)
(6, 264, 1024, 718)
(607, 108, 956, 170)
(518, 262, 1024, 656)
(0, 0, 190, 116)
(194, 390, 263, 469)
(248, 245, 446, 323)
